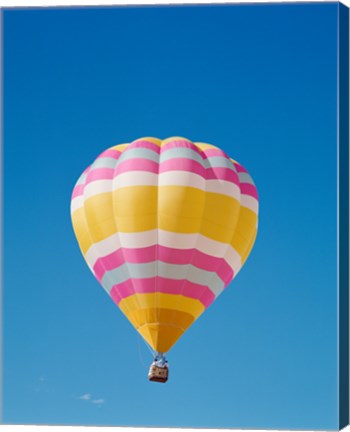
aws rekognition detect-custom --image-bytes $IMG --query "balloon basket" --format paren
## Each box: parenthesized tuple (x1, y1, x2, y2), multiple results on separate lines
(148, 364, 169, 383)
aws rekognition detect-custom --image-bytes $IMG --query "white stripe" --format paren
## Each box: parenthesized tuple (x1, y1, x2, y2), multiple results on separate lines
(158, 171, 205, 189)
(118, 230, 158, 248)
(84, 229, 242, 271)
(113, 171, 158, 189)
(159, 172, 240, 199)
(84, 179, 113, 198)
(71, 180, 113, 212)
(85, 231, 155, 266)
(224, 247, 242, 273)
(240, 195, 259, 214)
(85, 233, 121, 268)
(206, 180, 240, 199)
(71, 196, 84, 213)
(71, 172, 241, 211)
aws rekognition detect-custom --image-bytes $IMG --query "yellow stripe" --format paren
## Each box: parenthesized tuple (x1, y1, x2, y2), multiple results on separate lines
(71, 208, 93, 255)
(241, 228, 258, 264)
(109, 143, 129, 152)
(117, 306, 197, 352)
(119, 293, 205, 320)
(142, 137, 162, 146)
(231, 231, 250, 257)
(71, 208, 96, 255)
(230, 207, 257, 257)
(84, 192, 117, 241)
(71, 187, 255, 255)
(161, 136, 192, 146)
(71, 207, 88, 245)
(74, 186, 240, 244)
(193, 142, 218, 150)
(138, 323, 185, 352)
(110, 138, 162, 152)
(130, 308, 195, 330)
(72, 209, 236, 256)
(112, 186, 158, 230)
(72, 192, 117, 254)
(236, 207, 258, 231)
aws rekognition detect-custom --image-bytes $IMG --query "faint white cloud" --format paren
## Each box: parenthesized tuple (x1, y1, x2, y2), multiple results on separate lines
(78, 393, 91, 400)
(77, 393, 105, 408)
(76, 393, 105, 407)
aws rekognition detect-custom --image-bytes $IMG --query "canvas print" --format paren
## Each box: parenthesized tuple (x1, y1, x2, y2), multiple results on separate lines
(1, 2, 349, 430)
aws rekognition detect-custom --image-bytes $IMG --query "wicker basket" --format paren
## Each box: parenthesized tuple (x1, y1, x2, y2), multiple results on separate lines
(148, 364, 169, 383)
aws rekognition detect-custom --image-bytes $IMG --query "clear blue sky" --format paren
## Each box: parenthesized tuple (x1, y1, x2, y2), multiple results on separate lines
(3, 3, 339, 429)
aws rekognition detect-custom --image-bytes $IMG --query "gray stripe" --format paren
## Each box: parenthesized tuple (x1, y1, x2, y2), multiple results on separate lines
(101, 262, 224, 296)
(76, 172, 87, 185)
(159, 147, 236, 173)
(160, 147, 205, 165)
(238, 172, 255, 185)
(118, 148, 159, 163)
(91, 157, 118, 170)
(89, 149, 237, 173)
(205, 156, 236, 170)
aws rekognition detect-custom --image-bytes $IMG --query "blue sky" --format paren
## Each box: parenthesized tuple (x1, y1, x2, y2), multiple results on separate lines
(2, 3, 339, 429)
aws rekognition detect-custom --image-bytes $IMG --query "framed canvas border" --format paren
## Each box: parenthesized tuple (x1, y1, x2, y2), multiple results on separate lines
(338, 2, 349, 429)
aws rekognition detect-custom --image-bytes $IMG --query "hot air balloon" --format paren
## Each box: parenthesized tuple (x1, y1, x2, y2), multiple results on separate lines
(70, 137, 259, 383)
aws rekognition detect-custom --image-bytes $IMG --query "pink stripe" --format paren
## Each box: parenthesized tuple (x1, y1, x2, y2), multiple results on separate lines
(200, 148, 228, 159)
(157, 246, 233, 284)
(129, 139, 161, 153)
(72, 165, 92, 198)
(159, 159, 206, 177)
(160, 142, 236, 168)
(206, 167, 239, 184)
(85, 167, 114, 183)
(110, 276, 215, 308)
(83, 161, 241, 187)
(233, 162, 248, 173)
(240, 183, 258, 199)
(72, 184, 85, 199)
(83, 166, 91, 174)
(94, 246, 156, 282)
(115, 159, 159, 175)
(97, 149, 123, 160)
(93, 245, 234, 284)
(160, 142, 234, 167)
(161, 140, 205, 158)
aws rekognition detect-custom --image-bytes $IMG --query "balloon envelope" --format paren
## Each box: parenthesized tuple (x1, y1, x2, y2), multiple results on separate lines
(71, 137, 258, 353)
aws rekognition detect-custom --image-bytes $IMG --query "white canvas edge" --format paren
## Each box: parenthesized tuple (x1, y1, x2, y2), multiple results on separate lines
(0, 2, 348, 432)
